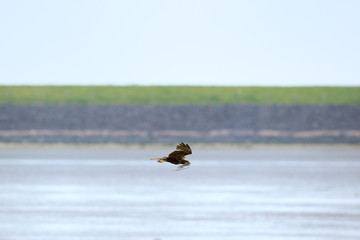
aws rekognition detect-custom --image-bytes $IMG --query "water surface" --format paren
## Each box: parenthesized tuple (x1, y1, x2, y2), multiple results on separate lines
(0, 149, 359, 240)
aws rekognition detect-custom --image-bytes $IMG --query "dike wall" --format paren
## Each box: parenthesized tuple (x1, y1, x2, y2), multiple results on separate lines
(1, 104, 359, 144)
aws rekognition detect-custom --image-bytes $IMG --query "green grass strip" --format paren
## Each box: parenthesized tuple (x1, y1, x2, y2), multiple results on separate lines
(1, 86, 359, 105)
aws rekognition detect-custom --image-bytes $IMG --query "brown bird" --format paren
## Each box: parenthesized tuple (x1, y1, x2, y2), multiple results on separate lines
(150, 142, 192, 170)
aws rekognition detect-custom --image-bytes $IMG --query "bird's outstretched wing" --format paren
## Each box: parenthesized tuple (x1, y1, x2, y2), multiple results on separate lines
(176, 142, 192, 155)
(168, 142, 192, 159)
(174, 160, 191, 171)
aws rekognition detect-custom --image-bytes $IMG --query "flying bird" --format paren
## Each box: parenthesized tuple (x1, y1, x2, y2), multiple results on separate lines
(150, 142, 192, 170)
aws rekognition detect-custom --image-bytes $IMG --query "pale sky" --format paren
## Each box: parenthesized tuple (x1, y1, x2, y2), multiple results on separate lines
(0, 0, 359, 86)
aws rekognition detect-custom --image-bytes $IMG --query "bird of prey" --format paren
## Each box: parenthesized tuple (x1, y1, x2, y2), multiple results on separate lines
(150, 142, 192, 170)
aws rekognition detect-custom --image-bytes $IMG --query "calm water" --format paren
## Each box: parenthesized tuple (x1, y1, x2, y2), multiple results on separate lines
(0, 148, 360, 240)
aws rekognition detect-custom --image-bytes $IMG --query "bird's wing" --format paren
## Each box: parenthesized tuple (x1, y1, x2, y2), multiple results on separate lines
(168, 142, 192, 159)
(175, 142, 192, 155)
(168, 150, 186, 160)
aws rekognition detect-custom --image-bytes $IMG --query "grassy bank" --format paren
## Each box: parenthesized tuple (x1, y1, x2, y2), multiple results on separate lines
(1, 86, 359, 105)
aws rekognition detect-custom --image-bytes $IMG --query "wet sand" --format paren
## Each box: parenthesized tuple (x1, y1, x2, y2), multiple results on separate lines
(0, 149, 360, 240)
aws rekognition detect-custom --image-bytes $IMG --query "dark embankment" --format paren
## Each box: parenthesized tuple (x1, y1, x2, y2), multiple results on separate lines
(1, 104, 359, 144)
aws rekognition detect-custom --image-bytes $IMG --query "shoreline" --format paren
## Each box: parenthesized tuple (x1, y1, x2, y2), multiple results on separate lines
(1, 143, 360, 150)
